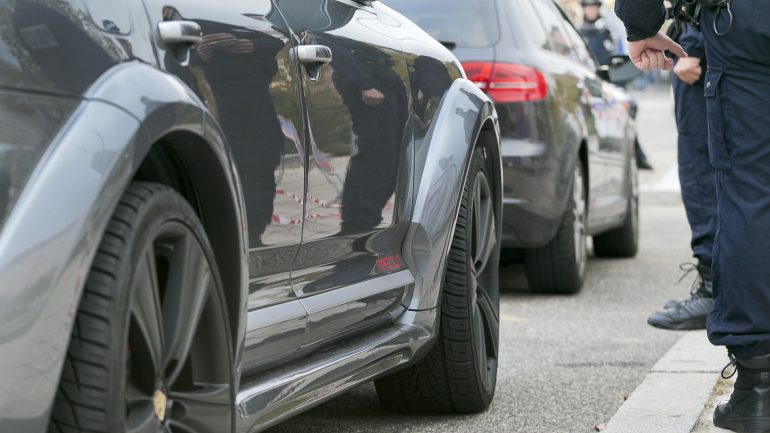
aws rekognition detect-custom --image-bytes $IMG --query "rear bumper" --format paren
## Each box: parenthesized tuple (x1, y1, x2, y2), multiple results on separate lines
(500, 137, 568, 249)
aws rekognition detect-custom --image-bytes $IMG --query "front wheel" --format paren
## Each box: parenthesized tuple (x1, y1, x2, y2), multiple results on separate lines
(49, 183, 234, 433)
(375, 147, 500, 414)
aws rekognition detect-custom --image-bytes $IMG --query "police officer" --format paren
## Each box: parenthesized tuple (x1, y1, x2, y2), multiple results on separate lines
(615, 0, 770, 430)
(580, 0, 615, 66)
(646, 24, 716, 331)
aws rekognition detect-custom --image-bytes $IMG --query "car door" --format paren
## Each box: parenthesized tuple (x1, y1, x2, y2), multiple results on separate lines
(275, 0, 413, 349)
(556, 4, 628, 223)
(141, 0, 308, 373)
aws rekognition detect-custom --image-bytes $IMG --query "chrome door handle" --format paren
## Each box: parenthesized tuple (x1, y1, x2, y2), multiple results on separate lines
(295, 45, 332, 64)
(158, 20, 202, 45)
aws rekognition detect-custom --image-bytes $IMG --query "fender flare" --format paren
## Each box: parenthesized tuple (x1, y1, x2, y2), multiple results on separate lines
(402, 78, 502, 313)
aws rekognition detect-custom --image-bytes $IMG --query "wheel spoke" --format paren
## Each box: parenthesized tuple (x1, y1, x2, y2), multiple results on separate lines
(125, 391, 159, 433)
(476, 285, 499, 356)
(474, 200, 496, 276)
(168, 384, 231, 433)
(162, 233, 212, 385)
(131, 246, 165, 374)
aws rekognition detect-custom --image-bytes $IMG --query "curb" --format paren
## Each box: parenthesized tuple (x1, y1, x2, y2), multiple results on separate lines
(603, 331, 726, 433)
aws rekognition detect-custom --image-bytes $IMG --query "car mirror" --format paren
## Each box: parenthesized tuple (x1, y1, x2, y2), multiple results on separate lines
(598, 55, 643, 84)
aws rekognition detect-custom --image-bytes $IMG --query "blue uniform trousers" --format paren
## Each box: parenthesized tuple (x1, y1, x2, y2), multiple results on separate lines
(701, 0, 770, 357)
(673, 63, 716, 267)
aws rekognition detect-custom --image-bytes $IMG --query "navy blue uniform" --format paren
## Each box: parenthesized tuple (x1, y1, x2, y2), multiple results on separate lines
(672, 25, 716, 268)
(616, 0, 770, 358)
(580, 18, 615, 66)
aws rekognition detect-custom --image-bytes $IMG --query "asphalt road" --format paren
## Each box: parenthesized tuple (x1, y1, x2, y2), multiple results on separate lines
(267, 87, 695, 433)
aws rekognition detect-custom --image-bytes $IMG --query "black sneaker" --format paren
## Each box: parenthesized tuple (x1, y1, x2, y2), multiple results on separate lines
(649, 263, 713, 330)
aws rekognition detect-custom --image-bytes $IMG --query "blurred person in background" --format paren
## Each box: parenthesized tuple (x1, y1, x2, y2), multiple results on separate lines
(647, 23, 715, 331)
(580, 0, 615, 65)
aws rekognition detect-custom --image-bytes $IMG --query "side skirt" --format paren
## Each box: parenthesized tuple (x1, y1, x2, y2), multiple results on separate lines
(234, 308, 436, 433)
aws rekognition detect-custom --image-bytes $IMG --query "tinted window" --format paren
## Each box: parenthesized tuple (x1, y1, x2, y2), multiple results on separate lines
(558, 8, 598, 70)
(528, 0, 572, 56)
(384, 0, 500, 47)
(505, 0, 551, 51)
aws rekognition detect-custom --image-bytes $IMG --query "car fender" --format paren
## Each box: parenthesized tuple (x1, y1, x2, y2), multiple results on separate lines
(0, 62, 247, 432)
(402, 78, 502, 313)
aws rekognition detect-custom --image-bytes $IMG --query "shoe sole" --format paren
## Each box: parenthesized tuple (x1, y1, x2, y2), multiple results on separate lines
(647, 317, 707, 331)
(714, 414, 770, 433)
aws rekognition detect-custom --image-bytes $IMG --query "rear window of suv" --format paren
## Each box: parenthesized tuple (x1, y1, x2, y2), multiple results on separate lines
(384, 0, 500, 47)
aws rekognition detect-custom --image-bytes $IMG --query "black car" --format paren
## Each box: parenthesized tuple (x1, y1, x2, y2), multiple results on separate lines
(0, 1, 504, 432)
(387, 0, 640, 294)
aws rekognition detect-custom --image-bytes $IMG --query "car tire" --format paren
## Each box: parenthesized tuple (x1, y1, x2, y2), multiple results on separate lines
(524, 160, 587, 294)
(593, 157, 639, 258)
(48, 182, 234, 433)
(374, 147, 500, 414)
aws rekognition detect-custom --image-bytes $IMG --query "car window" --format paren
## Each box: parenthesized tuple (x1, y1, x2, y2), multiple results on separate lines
(555, 4, 599, 70)
(502, 0, 550, 51)
(383, 0, 500, 47)
(528, 0, 572, 57)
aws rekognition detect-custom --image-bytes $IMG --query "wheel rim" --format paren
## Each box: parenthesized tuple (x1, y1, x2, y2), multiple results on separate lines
(125, 221, 231, 433)
(573, 163, 587, 278)
(469, 171, 500, 392)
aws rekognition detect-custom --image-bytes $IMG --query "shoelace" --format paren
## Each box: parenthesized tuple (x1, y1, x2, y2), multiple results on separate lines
(676, 263, 708, 300)
(721, 353, 737, 379)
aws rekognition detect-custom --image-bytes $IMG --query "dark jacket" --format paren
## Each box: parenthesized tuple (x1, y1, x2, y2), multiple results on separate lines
(614, 0, 666, 41)
(677, 24, 706, 59)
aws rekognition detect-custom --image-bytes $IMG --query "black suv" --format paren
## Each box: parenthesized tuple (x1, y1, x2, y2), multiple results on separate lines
(387, 0, 640, 294)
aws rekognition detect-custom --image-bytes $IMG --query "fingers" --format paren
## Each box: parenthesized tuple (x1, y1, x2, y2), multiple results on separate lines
(635, 51, 649, 70)
(665, 39, 688, 59)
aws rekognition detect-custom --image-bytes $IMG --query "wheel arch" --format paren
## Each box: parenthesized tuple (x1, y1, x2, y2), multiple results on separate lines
(85, 62, 248, 369)
(402, 79, 502, 313)
(0, 62, 248, 428)
(132, 130, 247, 364)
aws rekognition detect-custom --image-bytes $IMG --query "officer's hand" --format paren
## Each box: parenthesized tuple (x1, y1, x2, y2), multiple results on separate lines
(673, 57, 702, 85)
(362, 88, 385, 107)
(629, 32, 687, 71)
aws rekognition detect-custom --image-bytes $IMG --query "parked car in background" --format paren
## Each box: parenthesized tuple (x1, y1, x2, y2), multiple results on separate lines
(0, 1, 503, 432)
(386, 0, 640, 294)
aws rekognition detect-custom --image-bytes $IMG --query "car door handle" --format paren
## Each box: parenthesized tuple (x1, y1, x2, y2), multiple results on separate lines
(295, 45, 332, 64)
(158, 20, 202, 45)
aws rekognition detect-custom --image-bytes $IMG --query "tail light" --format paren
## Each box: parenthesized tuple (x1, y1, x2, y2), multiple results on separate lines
(461, 62, 548, 103)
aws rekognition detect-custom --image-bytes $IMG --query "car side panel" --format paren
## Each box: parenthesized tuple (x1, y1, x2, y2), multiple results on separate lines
(276, 0, 413, 349)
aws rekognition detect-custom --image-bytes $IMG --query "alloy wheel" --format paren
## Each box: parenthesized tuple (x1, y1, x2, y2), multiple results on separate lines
(125, 221, 232, 433)
(469, 170, 500, 392)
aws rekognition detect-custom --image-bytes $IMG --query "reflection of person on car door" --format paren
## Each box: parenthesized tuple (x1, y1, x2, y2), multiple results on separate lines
(327, 36, 408, 233)
(191, 19, 286, 246)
